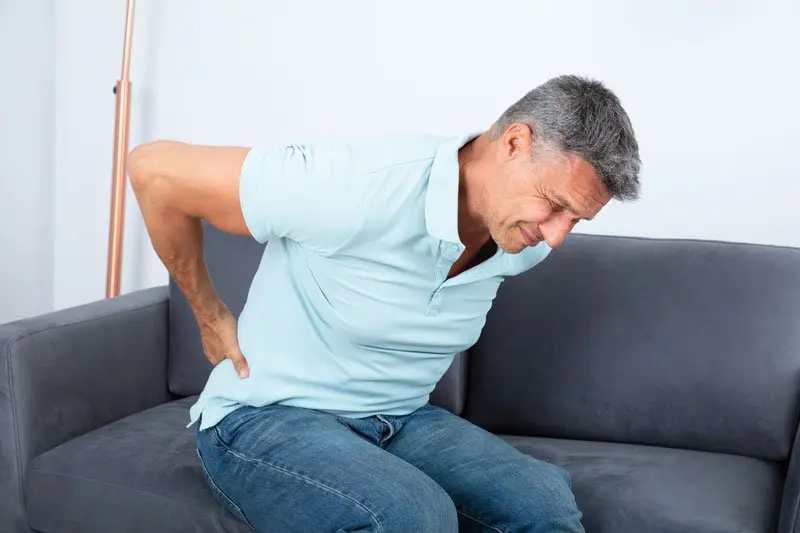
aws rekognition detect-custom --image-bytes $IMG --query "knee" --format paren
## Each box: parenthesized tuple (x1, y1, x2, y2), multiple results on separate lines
(524, 462, 583, 530)
(381, 476, 458, 533)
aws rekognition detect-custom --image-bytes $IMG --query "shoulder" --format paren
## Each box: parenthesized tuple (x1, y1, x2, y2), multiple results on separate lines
(344, 132, 447, 175)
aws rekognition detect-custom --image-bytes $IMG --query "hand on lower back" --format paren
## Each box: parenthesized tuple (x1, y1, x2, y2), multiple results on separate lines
(197, 305, 250, 379)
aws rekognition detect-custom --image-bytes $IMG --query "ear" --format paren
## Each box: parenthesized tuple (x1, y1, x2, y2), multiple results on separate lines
(504, 123, 533, 159)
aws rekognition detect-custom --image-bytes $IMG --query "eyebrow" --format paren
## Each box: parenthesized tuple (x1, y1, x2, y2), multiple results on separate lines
(554, 195, 594, 221)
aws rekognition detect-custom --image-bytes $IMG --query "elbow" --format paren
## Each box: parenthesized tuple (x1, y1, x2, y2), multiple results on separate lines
(127, 142, 156, 190)
(127, 140, 179, 190)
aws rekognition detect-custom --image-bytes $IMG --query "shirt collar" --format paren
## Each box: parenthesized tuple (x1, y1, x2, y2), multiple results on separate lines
(424, 132, 482, 245)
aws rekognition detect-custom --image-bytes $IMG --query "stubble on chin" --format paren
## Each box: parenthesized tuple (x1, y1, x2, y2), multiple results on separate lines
(496, 225, 524, 255)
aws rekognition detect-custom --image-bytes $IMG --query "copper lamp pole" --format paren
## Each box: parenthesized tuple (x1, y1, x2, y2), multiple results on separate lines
(106, 0, 136, 298)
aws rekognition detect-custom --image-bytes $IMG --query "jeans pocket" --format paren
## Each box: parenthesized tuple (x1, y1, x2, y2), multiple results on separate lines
(196, 448, 256, 529)
(215, 404, 277, 447)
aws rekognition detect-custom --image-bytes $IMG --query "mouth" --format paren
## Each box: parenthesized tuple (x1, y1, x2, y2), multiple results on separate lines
(518, 226, 539, 247)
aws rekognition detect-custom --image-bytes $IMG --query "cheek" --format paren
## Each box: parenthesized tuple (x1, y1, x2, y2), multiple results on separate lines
(509, 200, 551, 226)
(487, 178, 550, 226)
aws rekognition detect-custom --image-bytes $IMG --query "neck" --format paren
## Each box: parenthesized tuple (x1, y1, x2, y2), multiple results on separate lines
(457, 132, 492, 248)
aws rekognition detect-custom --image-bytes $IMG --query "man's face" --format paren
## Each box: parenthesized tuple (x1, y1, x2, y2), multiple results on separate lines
(482, 126, 612, 254)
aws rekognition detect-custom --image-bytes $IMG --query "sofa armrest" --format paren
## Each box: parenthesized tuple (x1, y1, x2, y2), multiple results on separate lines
(779, 419, 800, 533)
(0, 286, 172, 532)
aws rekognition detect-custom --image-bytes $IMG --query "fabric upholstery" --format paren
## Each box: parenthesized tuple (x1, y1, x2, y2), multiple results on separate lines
(505, 435, 783, 533)
(24, 394, 782, 533)
(429, 351, 469, 415)
(779, 424, 800, 533)
(465, 234, 800, 461)
(169, 222, 471, 414)
(6, 231, 800, 532)
(0, 286, 171, 533)
(25, 396, 251, 533)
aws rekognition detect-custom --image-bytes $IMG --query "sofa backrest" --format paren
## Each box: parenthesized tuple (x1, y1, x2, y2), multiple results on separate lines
(168, 223, 469, 414)
(463, 234, 800, 461)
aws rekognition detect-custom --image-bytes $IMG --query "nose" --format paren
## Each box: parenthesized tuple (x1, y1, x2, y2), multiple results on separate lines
(539, 215, 573, 249)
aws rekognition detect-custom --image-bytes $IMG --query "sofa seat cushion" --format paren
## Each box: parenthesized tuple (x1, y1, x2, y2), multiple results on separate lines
(22, 395, 785, 533)
(503, 435, 784, 533)
(24, 396, 252, 533)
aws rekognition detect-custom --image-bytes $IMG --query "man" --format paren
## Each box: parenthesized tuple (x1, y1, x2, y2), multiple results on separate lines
(128, 74, 640, 532)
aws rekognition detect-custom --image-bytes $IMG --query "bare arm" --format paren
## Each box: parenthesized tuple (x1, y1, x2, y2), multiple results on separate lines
(127, 140, 251, 377)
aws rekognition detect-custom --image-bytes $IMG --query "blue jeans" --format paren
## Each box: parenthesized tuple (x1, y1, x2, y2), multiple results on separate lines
(196, 403, 584, 532)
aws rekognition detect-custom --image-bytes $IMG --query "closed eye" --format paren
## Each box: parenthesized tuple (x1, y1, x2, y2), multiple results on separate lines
(550, 201, 580, 223)
(553, 195, 594, 222)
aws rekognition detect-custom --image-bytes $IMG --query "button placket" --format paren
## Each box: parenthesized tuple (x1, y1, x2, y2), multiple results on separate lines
(426, 243, 461, 316)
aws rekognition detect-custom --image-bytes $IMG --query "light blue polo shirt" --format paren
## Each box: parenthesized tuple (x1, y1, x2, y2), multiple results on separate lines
(188, 132, 551, 430)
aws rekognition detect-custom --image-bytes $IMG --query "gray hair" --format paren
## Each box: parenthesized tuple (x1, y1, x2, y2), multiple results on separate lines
(490, 75, 641, 201)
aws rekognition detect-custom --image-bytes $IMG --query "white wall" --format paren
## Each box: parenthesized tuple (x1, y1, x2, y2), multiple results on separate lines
(53, 1, 139, 312)
(0, 1, 55, 323)
(46, 0, 800, 311)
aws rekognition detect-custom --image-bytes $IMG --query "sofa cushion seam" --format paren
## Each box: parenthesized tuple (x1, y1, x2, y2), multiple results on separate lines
(791, 481, 800, 533)
(5, 331, 24, 516)
(25, 467, 253, 525)
(788, 399, 800, 532)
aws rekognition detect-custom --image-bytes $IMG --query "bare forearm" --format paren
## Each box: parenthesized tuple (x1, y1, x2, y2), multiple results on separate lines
(150, 200, 223, 322)
(127, 140, 250, 376)
(129, 148, 225, 323)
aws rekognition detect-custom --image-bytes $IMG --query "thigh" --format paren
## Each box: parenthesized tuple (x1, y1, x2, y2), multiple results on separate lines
(196, 404, 457, 533)
(384, 405, 584, 533)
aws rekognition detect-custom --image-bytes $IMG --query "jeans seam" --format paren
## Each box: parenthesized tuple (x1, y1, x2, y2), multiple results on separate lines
(216, 436, 383, 531)
(195, 448, 256, 529)
(456, 508, 505, 533)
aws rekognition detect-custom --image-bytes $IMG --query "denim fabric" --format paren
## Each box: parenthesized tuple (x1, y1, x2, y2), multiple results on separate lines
(196, 403, 583, 532)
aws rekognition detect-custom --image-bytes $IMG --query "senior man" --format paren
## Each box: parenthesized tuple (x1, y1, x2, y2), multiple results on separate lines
(128, 74, 641, 533)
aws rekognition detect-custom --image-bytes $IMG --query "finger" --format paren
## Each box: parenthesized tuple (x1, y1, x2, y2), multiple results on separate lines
(228, 351, 250, 379)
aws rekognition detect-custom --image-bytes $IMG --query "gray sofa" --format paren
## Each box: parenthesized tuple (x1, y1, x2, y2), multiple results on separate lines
(2, 227, 799, 533)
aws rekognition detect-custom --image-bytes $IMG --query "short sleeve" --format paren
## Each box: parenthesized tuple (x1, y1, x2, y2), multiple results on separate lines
(238, 143, 366, 254)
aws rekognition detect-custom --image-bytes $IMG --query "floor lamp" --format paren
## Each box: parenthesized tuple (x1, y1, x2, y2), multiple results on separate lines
(106, 0, 136, 298)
